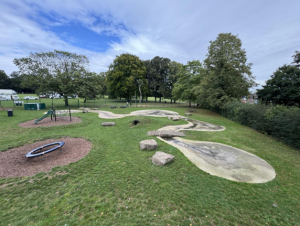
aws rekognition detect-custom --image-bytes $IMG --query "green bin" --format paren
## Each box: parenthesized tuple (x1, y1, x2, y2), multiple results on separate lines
(24, 103, 46, 110)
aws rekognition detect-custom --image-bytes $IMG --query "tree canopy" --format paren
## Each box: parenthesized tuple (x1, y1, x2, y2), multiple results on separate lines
(106, 53, 147, 100)
(195, 33, 256, 108)
(13, 50, 89, 106)
(0, 70, 10, 89)
(172, 60, 202, 107)
(144, 56, 172, 102)
(257, 64, 300, 106)
(292, 51, 300, 67)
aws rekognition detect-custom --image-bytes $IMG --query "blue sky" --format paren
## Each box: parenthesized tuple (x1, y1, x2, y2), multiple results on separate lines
(0, 0, 299, 90)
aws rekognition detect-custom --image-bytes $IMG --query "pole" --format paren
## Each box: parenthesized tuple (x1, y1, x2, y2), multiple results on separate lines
(135, 91, 137, 107)
(69, 106, 72, 121)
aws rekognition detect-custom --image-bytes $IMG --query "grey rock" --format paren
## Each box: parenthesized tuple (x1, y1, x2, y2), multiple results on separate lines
(140, 139, 158, 150)
(152, 151, 175, 166)
(102, 122, 116, 126)
(172, 117, 180, 121)
(147, 130, 185, 138)
(185, 113, 192, 116)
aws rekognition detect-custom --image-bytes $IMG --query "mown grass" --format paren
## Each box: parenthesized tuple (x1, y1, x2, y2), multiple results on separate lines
(0, 94, 192, 109)
(0, 107, 299, 225)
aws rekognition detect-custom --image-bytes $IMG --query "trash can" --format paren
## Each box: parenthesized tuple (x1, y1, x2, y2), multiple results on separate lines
(7, 109, 13, 117)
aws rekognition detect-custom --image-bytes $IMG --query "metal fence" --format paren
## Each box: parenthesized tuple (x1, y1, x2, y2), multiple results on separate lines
(0, 98, 197, 109)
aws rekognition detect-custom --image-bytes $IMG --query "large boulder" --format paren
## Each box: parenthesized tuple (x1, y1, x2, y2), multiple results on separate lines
(140, 139, 158, 150)
(152, 151, 175, 166)
(185, 113, 192, 116)
(172, 117, 180, 121)
(102, 122, 116, 126)
(147, 130, 185, 138)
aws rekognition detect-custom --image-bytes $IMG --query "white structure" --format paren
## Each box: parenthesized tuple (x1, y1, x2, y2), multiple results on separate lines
(0, 89, 17, 95)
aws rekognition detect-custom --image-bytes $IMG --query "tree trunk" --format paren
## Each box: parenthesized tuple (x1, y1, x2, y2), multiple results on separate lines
(64, 96, 69, 106)
(159, 97, 161, 102)
(139, 85, 142, 103)
(84, 98, 86, 103)
(155, 96, 157, 102)
(189, 99, 191, 107)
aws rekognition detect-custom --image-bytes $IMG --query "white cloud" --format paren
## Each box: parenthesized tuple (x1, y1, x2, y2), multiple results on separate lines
(0, 0, 299, 89)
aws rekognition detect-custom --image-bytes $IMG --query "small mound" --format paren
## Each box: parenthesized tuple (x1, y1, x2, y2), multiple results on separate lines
(18, 116, 82, 128)
(0, 137, 92, 178)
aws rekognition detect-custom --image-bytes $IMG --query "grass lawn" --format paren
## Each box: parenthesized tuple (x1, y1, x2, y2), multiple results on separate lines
(0, 95, 192, 110)
(0, 107, 299, 225)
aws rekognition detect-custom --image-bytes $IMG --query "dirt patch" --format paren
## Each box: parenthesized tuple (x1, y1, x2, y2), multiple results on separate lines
(18, 116, 82, 128)
(0, 137, 92, 178)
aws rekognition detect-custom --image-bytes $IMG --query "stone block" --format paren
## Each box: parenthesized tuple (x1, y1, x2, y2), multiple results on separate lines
(140, 139, 158, 150)
(152, 151, 175, 166)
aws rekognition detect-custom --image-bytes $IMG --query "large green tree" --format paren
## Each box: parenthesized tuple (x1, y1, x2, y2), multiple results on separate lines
(0, 70, 10, 89)
(257, 65, 300, 106)
(76, 72, 105, 103)
(106, 53, 147, 100)
(13, 50, 89, 106)
(144, 56, 171, 102)
(172, 60, 203, 107)
(195, 33, 256, 108)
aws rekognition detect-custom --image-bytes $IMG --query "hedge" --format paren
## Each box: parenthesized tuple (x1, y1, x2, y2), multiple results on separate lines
(217, 101, 300, 149)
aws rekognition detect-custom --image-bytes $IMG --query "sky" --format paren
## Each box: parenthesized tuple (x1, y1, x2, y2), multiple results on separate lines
(0, 0, 299, 90)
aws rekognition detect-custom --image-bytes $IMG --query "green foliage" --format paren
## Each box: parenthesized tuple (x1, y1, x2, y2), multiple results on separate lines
(195, 33, 256, 108)
(106, 53, 147, 100)
(0, 70, 10, 89)
(222, 101, 300, 149)
(13, 50, 89, 106)
(257, 65, 300, 106)
(172, 60, 203, 106)
(144, 56, 177, 101)
(292, 50, 300, 67)
(77, 72, 105, 102)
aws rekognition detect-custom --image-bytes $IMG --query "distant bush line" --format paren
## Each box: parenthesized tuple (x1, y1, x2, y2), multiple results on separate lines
(214, 101, 300, 150)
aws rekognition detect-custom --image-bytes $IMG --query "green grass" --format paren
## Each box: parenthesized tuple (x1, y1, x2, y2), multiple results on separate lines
(0, 107, 300, 225)
(0, 95, 192, 109)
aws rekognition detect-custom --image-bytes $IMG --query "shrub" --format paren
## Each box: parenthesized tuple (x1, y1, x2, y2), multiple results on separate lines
(220, 101, 300, 149)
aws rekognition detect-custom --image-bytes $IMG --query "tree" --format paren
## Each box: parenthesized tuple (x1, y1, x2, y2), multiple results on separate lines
(172, 61, 203, 107)
(195, 33, 256, 108)
(145, 56, 171, 102)
(14, 50, 89, 106)
(257, 65, 300, 106)
(292, 51, 300, 67)
(0, 70, 10, 89)
(75, 72, 104, 102)
(164, 61, 182, 103)
(106, 53, 147, 100)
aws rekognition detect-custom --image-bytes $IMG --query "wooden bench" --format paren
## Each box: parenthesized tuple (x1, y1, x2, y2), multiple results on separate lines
(110, 105, 117, 109)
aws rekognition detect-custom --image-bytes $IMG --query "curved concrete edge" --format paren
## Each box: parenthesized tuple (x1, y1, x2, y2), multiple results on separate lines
(158, 137, 276, 184)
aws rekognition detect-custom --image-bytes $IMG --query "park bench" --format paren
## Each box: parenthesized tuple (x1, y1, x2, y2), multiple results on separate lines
(110, 105, 117, 109)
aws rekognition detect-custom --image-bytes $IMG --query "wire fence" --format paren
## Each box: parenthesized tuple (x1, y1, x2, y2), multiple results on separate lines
(0, 98, 197, 110)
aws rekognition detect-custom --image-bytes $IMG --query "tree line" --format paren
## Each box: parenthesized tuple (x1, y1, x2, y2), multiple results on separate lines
(5, 32, 297, 108)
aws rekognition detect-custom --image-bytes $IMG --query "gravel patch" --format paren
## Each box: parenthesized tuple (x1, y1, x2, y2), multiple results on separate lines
(0, 137, 92, 178)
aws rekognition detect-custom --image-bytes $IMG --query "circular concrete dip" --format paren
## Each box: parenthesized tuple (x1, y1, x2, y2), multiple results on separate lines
(160, 137, 276, 183)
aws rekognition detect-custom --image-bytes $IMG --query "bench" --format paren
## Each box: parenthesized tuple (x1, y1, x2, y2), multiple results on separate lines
(110, 105, 117, 109)
(120, 105, 127, 108)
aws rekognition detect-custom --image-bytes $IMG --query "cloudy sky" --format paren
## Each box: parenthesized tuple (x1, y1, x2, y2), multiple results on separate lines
(1, 0, 299, 89)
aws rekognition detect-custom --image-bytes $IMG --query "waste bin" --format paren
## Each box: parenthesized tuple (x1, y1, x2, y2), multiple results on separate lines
(7, 109, 13, 117)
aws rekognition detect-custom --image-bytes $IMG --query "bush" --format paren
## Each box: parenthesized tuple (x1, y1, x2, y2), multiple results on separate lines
(220, 101, 300, 149)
